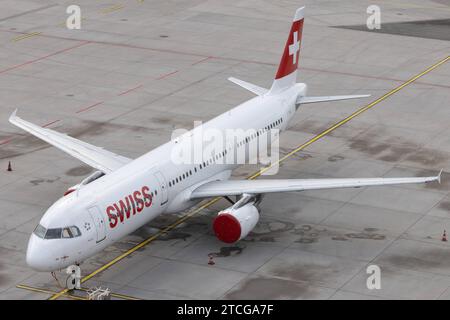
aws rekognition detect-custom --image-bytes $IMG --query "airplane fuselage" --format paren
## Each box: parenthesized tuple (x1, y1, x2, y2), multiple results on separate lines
(26, 84, 306, 271)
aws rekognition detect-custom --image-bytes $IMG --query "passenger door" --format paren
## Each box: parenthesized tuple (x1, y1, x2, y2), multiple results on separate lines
(88, 205, 106, 243)
(154, 171, 168, 205)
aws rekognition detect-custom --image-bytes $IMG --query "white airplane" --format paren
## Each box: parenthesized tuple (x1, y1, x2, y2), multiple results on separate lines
(9, 7, 440, 272)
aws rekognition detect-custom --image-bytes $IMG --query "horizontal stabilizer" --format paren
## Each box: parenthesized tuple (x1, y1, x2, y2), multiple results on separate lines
(228, 77, 268, 96)
(296, 94, 370, 105)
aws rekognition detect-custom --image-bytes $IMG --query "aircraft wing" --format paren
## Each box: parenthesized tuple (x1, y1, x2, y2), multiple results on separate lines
(9, 109, 132, 173)
(190, 173, 441, 199)
(296, 94, 370, 104)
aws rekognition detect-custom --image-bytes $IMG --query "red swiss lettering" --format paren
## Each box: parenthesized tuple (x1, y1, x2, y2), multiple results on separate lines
(106, 206, 117, 228)
(141, 186, 153, 208)
(107, 186, 153, 229)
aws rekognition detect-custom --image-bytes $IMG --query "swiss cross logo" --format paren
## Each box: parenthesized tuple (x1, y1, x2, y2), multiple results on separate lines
(274, 18, 304, 79)
(289, 31, 300, 64)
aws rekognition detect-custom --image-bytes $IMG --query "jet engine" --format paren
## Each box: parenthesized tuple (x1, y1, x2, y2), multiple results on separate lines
(213, 195, 260, 243)
(63, 170, 105, 196)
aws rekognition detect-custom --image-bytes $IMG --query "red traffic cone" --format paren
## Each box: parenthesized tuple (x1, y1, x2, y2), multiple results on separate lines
(7, 161, 12, 172)
(442, 230, 447, 242)
(208, 254, 215, 265)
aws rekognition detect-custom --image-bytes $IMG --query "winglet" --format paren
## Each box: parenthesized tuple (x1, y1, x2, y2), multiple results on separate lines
(438, 169, 443, 184)
(9, 108, 18, 122)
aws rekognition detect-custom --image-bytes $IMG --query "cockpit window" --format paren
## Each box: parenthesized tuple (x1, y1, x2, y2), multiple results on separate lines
(33, 224, 46, 239)
(62, 227, 72, 238)
(45, 228, 62, 239)
(62, 226, 81, 238)
(70, 226, 81, 237)
(33, 225, 82, 239)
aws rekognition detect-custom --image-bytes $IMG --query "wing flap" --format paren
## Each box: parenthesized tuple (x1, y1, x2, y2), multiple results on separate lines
(9, 109, 132, 173)
(191, 174, 441, 198)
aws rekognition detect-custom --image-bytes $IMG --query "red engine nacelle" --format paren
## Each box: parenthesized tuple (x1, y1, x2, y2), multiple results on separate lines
(213, 203, 259, 243)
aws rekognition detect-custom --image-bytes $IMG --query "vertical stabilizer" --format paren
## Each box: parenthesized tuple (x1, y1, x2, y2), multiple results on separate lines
(269, 7, 305, 94)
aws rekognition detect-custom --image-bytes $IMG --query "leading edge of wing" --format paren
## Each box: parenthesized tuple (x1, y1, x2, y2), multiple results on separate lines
(9, 109, 132, 173)
(297, 94, 370, 104)
(190, 173, 441, 198)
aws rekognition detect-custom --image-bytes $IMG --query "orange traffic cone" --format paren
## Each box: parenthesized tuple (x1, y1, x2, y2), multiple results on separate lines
(208, 254, 215, 265)
(7, 161, 12, 172)
(442, 230, 447, 242)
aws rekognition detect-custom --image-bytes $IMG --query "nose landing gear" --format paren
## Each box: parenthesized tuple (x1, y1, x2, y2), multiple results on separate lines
(65, 264, 81, 290)
(51, 271, 63, 288)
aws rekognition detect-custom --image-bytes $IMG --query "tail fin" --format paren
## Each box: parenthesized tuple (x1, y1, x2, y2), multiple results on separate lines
(269, 7, 305, 94)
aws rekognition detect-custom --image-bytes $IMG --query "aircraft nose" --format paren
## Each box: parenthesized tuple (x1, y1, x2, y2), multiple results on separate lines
(26, 234, 53, 271)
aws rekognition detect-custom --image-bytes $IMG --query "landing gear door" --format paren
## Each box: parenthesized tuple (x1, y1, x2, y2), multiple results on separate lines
(88, 206, 106, 243)
(154, 171, 168, 205)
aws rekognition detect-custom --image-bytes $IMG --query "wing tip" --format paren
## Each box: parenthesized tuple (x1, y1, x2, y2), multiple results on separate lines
(9, 108, 18, 123)
(438, 169, 443, 184)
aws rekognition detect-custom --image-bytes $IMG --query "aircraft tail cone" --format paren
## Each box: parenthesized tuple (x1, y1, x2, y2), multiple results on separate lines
(442, 230, 447, 242)
(7, 161, 12, 172)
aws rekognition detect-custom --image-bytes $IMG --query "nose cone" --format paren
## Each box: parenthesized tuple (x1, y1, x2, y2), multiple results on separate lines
(26, 234, 53, 271)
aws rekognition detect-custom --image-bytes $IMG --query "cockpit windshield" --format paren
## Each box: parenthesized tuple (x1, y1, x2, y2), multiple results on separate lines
(45, 228, 62, 239)
(33, 224, 46, 238)
(33, 224, 82, 239)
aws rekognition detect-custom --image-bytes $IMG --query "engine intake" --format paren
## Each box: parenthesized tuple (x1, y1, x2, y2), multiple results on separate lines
(213, 200, 259, 243)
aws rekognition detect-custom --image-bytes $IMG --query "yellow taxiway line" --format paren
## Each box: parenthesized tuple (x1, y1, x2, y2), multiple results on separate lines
(17, 3, 127, 35)
(17, 284, 141, 300)
(17, 284, 87, 300)
(101, 4, 125, 14)
(49, 55, 449, 300)
(12, 32, 42, 42)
